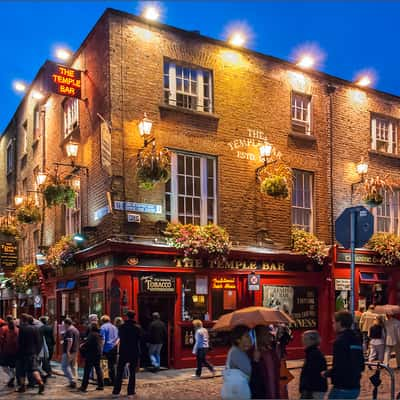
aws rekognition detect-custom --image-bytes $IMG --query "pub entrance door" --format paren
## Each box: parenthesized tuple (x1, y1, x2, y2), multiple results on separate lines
(138, 294, 175, 369)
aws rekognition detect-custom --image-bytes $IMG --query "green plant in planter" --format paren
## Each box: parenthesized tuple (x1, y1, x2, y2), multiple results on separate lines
(260, 175, 289, 199)
(43, 183, 76, 208)
(16, 199, 41, 224)
(362, 176, 391, 208)
(0, 224, 20, 239)
(137, 147, 170, 190)
(364, 193, 383, 207)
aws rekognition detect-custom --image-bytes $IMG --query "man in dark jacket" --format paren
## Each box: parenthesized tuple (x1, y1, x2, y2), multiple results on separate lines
(112, 310, 143, 397)
(323, 311, 365, 399)
(39, 316, 55, 377)
(16, 314, 45, 394)
(147, 312, 167, 371)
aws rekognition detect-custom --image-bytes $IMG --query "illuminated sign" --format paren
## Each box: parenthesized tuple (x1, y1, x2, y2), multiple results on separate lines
(0, 241, 18, 271)
(44, 62, 82, 99)
(212, 277, 236, 290)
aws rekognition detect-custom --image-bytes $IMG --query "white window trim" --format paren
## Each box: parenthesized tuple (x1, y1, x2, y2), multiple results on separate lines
(374, 190, 400, 235)
(63, 98, 79, 137)
(164, 61, 213, 113)
(65, 192, 81, 235)
(168, 151, 217, 225)
(371, 115, 398, 154)
(291, 92, 312, 135)
(292, 170, 314, 233)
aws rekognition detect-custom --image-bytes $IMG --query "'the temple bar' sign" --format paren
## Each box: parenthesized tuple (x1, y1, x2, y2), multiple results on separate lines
(44, 62, 82, 99)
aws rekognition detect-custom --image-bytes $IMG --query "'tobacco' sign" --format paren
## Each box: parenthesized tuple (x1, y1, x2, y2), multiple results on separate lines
(44, 62, 82, 99)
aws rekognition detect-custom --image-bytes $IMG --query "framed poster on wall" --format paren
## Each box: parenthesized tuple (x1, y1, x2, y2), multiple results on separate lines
(90, 291, 104, 317)
(262, 285, 318, 329)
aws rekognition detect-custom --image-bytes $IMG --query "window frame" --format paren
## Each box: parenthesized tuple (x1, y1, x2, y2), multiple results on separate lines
(165, 151, 217, 225)
(65, 189, 81, 236)
(291, 169, 314, 233)
(291, 91, 312, 135)
(63, 98, 79, 138)
(371, 114, 398, 155)
(374, 190, 400, 235)
(6, 139, 15, 174)
(163, 60, 213, 113)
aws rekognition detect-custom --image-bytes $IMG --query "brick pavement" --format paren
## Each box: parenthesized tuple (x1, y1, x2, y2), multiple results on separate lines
(0, 360, 398, 399)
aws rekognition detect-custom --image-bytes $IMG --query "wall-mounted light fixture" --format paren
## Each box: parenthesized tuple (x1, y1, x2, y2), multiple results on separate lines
(14, 195, 24, 207)
(255, 143, 275, 182)
(138, 113, 155, 148)
(351, 157, 368, 204)
(36, 171, 48, 187)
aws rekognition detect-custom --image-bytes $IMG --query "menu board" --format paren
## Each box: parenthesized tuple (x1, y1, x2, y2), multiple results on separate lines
(263, 285, 318, 329)
(0, 241, 18, 272)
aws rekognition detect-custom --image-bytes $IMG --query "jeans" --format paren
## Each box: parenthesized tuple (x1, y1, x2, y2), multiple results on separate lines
(81, 358, 104, 390)
(328, 387, 360, 399)
(61, 353, 77, 384)
(104, 347, 118, 384)
(196, 348, 214, 377)
(113, 359, 137, 396)
(149, 344, 163, 368)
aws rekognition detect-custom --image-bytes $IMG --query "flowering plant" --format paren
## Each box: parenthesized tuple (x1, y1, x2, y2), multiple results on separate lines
(6, 264, 40, 293)
(16, 198, 41, 224)
(362, 176, 392, 207)
(43, 182, 76, 208)
(0, 223, 20, 239)
(291, 228, 326, 265)
(46, 235, 79, 268)
(366, 233, 400, 266)
(165, 223, 231, 260)
(137, 147, 170, 190)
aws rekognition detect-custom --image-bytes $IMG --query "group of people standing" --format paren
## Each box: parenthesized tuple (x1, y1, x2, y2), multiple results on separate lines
(0, 314, 55, 394)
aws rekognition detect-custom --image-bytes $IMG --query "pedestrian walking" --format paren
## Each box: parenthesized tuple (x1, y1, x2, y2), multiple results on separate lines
(147, 312, 167, 371)
(249, 325, 280, 399)
(369, 315, 385, 362)
(15, 314, 45, 394)
(112, 310, 143, 397)
(0, 315, 19, 388)
(221, 325, 253, 400)
(322, 311, 365, 399)
(61, 317, 79, 389)
(299, 330, 327, 399)
(100, 315, 119, 385)
(79, 322, 104, 393)
(192, 319, 215, 378)
(360, 305, 376, 353)
(384, 313, 400, 367)
(39, 316, 55, 377)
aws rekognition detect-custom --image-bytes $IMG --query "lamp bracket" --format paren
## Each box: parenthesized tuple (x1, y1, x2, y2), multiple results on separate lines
(255, 160, 277, 183)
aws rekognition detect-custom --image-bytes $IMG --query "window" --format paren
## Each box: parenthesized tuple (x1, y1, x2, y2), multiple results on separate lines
(63, 98, 79, 137)
(291, 92, 311, 135)
(163, 60, 212, 113)
(371, 116, 398, 154)
(182, 275, 209, 321)
(165, 152, 217, 225)
(33, 105, 41, 140)
(375, 190, 400, 234)
(65, 190, 81, 236)
(211, 277, 237, 320)
(6, 140, 14, 174)
(292, 170, 313, 232)
(22, 178, 28, 195)
(6, 191, 13, 207)
(22, 120, 28, 154)
(33, 230, 40, 257)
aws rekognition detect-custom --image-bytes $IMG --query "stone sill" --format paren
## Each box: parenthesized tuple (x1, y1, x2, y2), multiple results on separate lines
(159, 103, 220, 121)
(369, 149, 400, 161)
(288, 132, 317, 143)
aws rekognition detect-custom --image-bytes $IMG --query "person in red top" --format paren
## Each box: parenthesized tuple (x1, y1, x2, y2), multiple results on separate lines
(0, 315, 19, 387)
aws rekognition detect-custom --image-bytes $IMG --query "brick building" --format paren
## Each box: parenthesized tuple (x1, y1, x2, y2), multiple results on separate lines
(1, 8, 400, 367)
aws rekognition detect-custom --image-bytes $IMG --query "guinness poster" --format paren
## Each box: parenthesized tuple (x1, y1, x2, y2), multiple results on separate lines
(263, 285, 318, 329)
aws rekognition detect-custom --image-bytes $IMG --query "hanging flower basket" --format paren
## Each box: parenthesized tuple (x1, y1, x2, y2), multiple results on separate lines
(366, 233, 400, 266)
(6, 263, 41, 294)
(137, 147, 170, 190)
(260, 175, 289, 199)
(43, 183, 76, 208)
(362, 176, 391, 208)
(46, 235, 79, 269)
(165, 223, 231, 261)
(291, 228, 326, 265)
(0, 223, 20, 239)
(16, 198, 41, 224)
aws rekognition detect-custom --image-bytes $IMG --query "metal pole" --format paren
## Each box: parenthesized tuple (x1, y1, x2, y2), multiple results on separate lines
(350, 210, 356, 320)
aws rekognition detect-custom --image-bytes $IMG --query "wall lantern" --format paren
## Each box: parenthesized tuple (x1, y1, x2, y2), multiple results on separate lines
(36, 171, 48, 186)
(66, 139, 79, 159)
(351, 157, 369, 204)
(256, 142, 275, 182)
(138, 113, 153, 137)
(14, 195, 24, 207)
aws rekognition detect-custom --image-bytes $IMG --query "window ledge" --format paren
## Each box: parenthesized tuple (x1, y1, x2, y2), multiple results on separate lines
(159, 103, 219, 121)
(369, 149, 400, 161)
(288, 132, 317, 142)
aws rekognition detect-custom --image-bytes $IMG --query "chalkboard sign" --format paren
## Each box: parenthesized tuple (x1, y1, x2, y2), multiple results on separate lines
(263, 285, 318, 329)
(0, 240, 18, 272)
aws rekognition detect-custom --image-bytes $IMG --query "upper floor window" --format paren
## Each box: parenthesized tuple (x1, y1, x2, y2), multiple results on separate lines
(33, 105, 42, 141)
(63, 98, 79, 137)
(165, 152, 217, 225)
(163, 60, 213, 113)
(22, 120, 28, 154)
(65, 190, 81, 236)
(371, 116, 398, 154)
(375, 190, 400, 234)
(6, 140, 14, 174)
(292, 170, 313, 232)
(291, 92, 311, 135)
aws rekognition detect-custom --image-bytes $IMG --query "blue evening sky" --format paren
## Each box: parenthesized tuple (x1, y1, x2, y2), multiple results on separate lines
(1, 1, 399, 132)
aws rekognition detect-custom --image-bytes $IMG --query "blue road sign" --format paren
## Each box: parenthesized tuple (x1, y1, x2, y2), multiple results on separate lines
(335, 206, 374, 249)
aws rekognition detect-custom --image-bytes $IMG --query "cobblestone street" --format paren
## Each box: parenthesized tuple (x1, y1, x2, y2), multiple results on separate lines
(0, 360, 398, 399)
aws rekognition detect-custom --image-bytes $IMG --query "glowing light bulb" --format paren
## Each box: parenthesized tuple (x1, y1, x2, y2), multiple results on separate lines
(229, 32, 246, 47)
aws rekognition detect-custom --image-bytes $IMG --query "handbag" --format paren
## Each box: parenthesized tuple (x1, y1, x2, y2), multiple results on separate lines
(221, 349, 251, 400)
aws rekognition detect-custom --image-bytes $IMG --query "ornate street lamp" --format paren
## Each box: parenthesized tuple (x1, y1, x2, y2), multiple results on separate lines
(36, 171, 48, 186)
(14, 195, 24, 207)
(138, 113, 153, 137)
(351, 157, 369, 204)
(66, 139, 79, 159)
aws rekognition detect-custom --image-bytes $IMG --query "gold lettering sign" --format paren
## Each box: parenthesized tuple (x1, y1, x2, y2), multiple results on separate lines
(212, 277, 236, 290)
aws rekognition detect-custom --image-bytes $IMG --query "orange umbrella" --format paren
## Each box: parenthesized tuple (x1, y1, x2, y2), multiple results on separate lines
(213, 306, 294, 331)
(374, 304, 400, 315)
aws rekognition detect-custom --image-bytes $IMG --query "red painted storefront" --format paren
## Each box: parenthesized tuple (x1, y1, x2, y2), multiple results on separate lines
(43, 240, 334, 368)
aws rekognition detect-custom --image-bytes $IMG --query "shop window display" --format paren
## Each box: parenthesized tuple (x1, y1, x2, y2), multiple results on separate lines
(182, 275, 209, 321)
(90, 291, 104, 317)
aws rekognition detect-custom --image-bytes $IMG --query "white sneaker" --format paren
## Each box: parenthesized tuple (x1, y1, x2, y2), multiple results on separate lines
(191, 374, 200, 378)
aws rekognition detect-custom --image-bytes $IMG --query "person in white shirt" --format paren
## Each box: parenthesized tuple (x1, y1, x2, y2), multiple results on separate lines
(384, 314, 400, 367)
